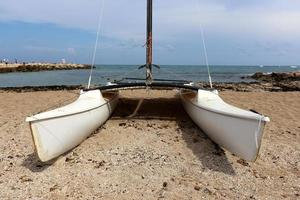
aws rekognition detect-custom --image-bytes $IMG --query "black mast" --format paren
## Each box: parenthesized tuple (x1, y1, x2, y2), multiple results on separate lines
(146, 0, 153, 84)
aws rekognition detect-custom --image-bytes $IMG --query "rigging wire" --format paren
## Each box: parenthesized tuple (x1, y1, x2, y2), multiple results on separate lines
(197, 0, 213, 89)
(200, 27, 213, 88)
(87, 0, 106, 89)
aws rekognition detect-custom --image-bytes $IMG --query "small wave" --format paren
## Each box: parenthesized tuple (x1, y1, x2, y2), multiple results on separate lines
(290, 65, 297, 69)
(266, 72, 273, 75)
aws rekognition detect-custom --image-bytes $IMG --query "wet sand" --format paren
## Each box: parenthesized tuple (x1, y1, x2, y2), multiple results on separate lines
(0, 89, 299, 199)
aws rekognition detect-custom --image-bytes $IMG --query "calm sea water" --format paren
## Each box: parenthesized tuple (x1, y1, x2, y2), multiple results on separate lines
(0, 65, 298, 87)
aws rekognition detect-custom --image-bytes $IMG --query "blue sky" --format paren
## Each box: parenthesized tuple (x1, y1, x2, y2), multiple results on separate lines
(0, 0, 300, 65)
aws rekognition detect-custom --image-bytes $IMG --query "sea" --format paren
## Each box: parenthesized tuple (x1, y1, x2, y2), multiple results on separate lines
(0, 65, 298, 87)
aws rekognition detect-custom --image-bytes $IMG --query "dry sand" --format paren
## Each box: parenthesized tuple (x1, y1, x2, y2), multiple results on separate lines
(0, 89, 299, 199)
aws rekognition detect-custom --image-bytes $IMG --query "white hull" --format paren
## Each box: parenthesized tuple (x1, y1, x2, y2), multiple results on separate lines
(26, 90, 118, 162)
(180, 89, 270, 161)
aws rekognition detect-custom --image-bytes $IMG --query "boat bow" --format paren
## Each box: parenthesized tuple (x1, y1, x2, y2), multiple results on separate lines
(26, 90, 118, 162)
(181, 89, 270, 161)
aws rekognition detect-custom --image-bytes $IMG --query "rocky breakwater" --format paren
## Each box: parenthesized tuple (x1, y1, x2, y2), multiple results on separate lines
(0, 63, 91, 73)
(249, 71, 300, 91)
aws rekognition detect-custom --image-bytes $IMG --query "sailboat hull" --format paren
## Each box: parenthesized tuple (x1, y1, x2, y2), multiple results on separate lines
(26, 90, 118, 162)
(180, 89, 269, 161)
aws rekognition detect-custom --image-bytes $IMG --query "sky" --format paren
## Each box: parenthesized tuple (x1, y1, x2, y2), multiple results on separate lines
(0, 0, 300, 65)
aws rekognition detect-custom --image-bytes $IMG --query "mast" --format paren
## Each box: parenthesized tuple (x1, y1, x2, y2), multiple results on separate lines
(146, 0, 153, 84)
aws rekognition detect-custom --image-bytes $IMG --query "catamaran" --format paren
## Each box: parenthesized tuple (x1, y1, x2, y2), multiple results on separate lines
(26, 0, 269, 162)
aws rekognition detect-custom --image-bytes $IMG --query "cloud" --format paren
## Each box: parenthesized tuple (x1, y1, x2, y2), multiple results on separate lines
(0, 0, 300, 64)
(0, 0, 300, 41)
(151, 0, 300, 40)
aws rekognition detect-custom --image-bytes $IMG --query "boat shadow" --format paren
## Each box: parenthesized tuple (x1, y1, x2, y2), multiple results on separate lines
(22, 150, 80, 172)
(112, 96, 236, 175)
(22, 153, 53, 172)
(177, 120, 236, 175)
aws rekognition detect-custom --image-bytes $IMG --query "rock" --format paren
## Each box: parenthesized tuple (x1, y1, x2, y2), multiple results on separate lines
(119, 122, 126, 127)
(251, 72, 264, 80)
(65, 157, 73, 162)
(2, 78, 300, 92)
(203, 188, 213, 195)
(94, 160, 106, 168)
(274, 81, 300, 91)
(146, 123, 153, 128)
(237, 159, 250, 167)
(0, 85, 83, 92)
(194, 185, 201, 191)
(0, 63, 91, 73)
(251, 71, 300, 82)
(49, 184, 60, 192)
(163, 182, 168, 187)
(20, 175, 33, 183)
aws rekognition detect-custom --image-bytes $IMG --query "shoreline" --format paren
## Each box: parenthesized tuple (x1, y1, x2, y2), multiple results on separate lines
(0, 70, 299, 92)
(0, 80, 299, 92)
(0, 63, 91, 73)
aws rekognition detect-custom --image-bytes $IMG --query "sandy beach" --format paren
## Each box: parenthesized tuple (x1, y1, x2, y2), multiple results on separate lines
(0, 89, 299, 199)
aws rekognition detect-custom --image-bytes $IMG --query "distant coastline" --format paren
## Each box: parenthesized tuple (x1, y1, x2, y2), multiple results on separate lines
(1, 78, 299, 92)
(0, 63, 91, 73)
(0, 64, 299, 90)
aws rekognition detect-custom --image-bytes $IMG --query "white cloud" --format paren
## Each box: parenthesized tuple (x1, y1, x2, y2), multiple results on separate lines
(1, 0, 300, 65)
(0, 0, 299, 41)
(151, 1, 300, 40)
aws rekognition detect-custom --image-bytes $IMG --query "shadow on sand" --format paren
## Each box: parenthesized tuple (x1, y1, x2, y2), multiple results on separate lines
(112, 96, 235, 175)
(22, 153, 54, 172)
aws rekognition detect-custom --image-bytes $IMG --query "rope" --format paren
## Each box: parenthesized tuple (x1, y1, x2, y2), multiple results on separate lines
(88, 0, 106, 89)
(200, 27, 213, 89)
(128, 99, 144, 118)
(197, 0, 213, 89)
